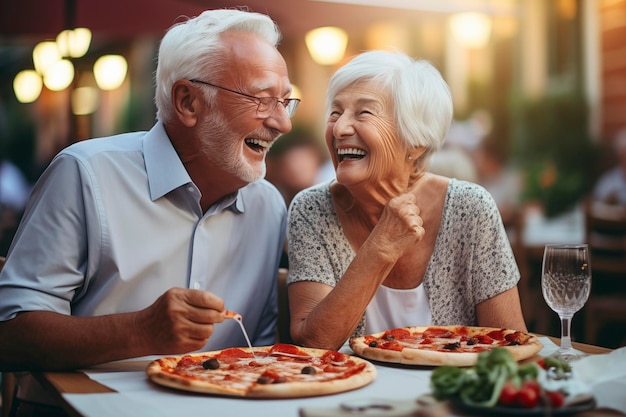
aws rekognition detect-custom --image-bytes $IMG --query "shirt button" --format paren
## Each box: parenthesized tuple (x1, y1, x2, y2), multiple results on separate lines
(192, 282, 201, 289)
(187, 186, 194, 193)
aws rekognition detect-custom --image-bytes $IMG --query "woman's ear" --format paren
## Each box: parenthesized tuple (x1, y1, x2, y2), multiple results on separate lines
(171, 80, 200, 127)
(407, 146, 427, 162)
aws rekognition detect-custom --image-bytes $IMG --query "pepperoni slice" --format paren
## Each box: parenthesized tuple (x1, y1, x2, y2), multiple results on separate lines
(486, 329, 506, 341)
(382, 328, 411, 340)
(270, 343, 307, 356)
(423, 327, 453, 338)
(215, 348, 254, 359)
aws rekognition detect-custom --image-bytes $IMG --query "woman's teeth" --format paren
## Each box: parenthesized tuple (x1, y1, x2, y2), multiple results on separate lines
(337, 148, 366, 161)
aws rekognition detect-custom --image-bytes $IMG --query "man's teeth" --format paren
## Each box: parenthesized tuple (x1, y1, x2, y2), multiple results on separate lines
(245, 138, 271, 149)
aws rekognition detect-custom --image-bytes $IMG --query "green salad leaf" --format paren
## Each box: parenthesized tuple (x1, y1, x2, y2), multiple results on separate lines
(429, 347, 541, 408)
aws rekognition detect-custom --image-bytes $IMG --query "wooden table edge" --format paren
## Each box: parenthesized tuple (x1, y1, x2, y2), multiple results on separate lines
(31, 359, 151, 417)
(544, 335, 612, 355)
(32, 371, 115, 417)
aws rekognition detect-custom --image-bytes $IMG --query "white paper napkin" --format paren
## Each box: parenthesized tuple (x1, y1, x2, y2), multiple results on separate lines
(571, 347, 626, 412)
(537, 336, 560, 357)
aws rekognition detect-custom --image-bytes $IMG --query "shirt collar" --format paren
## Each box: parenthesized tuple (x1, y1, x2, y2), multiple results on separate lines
(144, 122, 191, 201)
(143, 121, 245, 213)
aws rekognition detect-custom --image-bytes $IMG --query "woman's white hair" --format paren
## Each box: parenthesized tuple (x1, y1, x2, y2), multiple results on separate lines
(326, 50, 453, 171)
(155, 8, 281, 123)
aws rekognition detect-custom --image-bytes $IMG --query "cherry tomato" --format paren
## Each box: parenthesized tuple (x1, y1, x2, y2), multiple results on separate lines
(516, 383, 540, 408)
(498, 381, 519, 406)
(522, 379, 541, 395)
(546, 390, 565, 408)
(537, 359, 546, 369)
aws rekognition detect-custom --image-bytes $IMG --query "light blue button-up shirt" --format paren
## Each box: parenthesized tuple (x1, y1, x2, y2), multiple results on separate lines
(0, 122, 287, 350)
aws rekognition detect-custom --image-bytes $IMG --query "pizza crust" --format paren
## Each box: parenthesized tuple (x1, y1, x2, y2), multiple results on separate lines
(147, 356, 250, 396)
(349, 326, 543, 367)
(146, 345, 377, 398)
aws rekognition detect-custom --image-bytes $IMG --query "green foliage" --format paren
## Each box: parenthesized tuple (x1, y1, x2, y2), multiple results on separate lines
(510, 92, 598, 217)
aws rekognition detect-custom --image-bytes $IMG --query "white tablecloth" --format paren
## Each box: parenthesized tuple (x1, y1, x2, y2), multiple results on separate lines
(62, 338, 626, 417)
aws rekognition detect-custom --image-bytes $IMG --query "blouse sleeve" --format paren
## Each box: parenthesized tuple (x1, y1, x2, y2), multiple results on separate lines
(425, 180, 521, 326)
(286, 185, 351, 287)
(466, 183, 520, 304)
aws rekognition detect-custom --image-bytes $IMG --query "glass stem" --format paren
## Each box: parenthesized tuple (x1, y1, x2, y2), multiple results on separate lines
(560, 314, 573, 350)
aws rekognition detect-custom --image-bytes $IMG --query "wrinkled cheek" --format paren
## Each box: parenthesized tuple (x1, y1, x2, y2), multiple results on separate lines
(324, 125, 339, 167)
(366, 141, 400, 180)
(370, 119, 404, 174)
(365, 157, 387, 180)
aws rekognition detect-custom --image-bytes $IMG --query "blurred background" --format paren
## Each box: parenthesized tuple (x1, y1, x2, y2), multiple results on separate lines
(0, 0, 625, 348)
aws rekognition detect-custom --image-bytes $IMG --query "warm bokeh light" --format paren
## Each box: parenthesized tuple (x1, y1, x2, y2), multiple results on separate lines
(305, 26, 348, 65)
(365, 22, 410, 52)
(492, 16, 519, 38)
(13, 70, 43, 103)
(71, 86, 99, 115)
(449, 12, 492, 48)
(56, 28, 92, 58)
(291, 84, 302, 100)
(558, 0, 577, 19)
(43, 59, 75, 91)
(93, 55, 128, 90)
(33, 41, 61, 74)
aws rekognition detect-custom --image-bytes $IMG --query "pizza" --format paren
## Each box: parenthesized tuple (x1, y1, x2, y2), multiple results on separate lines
(146, 343, 376, 398)
(349, 325, 543, 367)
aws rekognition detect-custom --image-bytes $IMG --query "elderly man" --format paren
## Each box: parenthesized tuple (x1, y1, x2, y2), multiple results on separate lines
(0, 8, 298, 415)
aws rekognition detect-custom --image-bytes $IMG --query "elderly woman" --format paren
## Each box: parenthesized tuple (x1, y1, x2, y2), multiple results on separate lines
(287, 50, 527, 351)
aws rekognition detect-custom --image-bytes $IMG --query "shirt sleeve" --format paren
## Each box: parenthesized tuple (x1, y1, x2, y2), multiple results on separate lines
(0, 152, 97, 321)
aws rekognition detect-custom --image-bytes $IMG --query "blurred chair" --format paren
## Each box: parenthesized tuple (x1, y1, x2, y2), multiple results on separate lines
(583, 200, 626, 347)
(504, 207, 530, 313)
(1, 256, 16, 417)
(276, 268, 292, 344)
(506, 206, 553, 335)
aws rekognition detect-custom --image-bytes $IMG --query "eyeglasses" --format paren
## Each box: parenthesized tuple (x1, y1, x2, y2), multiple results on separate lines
(189, 79, 300, 119)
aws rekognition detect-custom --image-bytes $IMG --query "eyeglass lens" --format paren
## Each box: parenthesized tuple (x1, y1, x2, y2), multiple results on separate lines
(189, 79, 300, 118)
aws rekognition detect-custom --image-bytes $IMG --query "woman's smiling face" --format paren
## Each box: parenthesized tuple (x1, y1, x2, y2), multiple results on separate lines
(326, 81, 411, 188)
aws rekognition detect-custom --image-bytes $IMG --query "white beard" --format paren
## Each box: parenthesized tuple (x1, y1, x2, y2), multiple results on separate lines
(198, 111, 265, 184)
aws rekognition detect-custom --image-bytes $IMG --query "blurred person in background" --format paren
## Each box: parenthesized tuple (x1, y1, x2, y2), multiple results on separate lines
(0, 158, 31, 255)
(265, 126, 327, 206)
(0, 8, 297, 415)
(472, 138, 523, 228)
(428, 145, 478, 183)
(593, 128, 626, 206)
(286, 50, 526, 351)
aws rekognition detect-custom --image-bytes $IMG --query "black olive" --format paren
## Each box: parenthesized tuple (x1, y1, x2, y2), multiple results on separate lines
(257, 375, 273, 384)
(466, 338, 477, 346)
(368, 341, 378, 348)
(202, 358, 220, 370)
(443, 342, 461, 351)
(301, 366, 316, 375)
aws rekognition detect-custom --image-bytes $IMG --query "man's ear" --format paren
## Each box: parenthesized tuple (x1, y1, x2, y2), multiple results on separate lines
(171, 80, 200, 127)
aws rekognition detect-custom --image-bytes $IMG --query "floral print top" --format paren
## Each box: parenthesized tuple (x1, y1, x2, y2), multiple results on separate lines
(287, 179, 520, 338)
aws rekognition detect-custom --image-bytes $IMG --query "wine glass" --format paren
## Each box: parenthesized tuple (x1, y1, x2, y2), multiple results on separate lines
(541, 243, 592, 362)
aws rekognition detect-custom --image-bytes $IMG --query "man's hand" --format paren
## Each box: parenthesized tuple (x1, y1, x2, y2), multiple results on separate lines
(136, 288, 226, 354)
